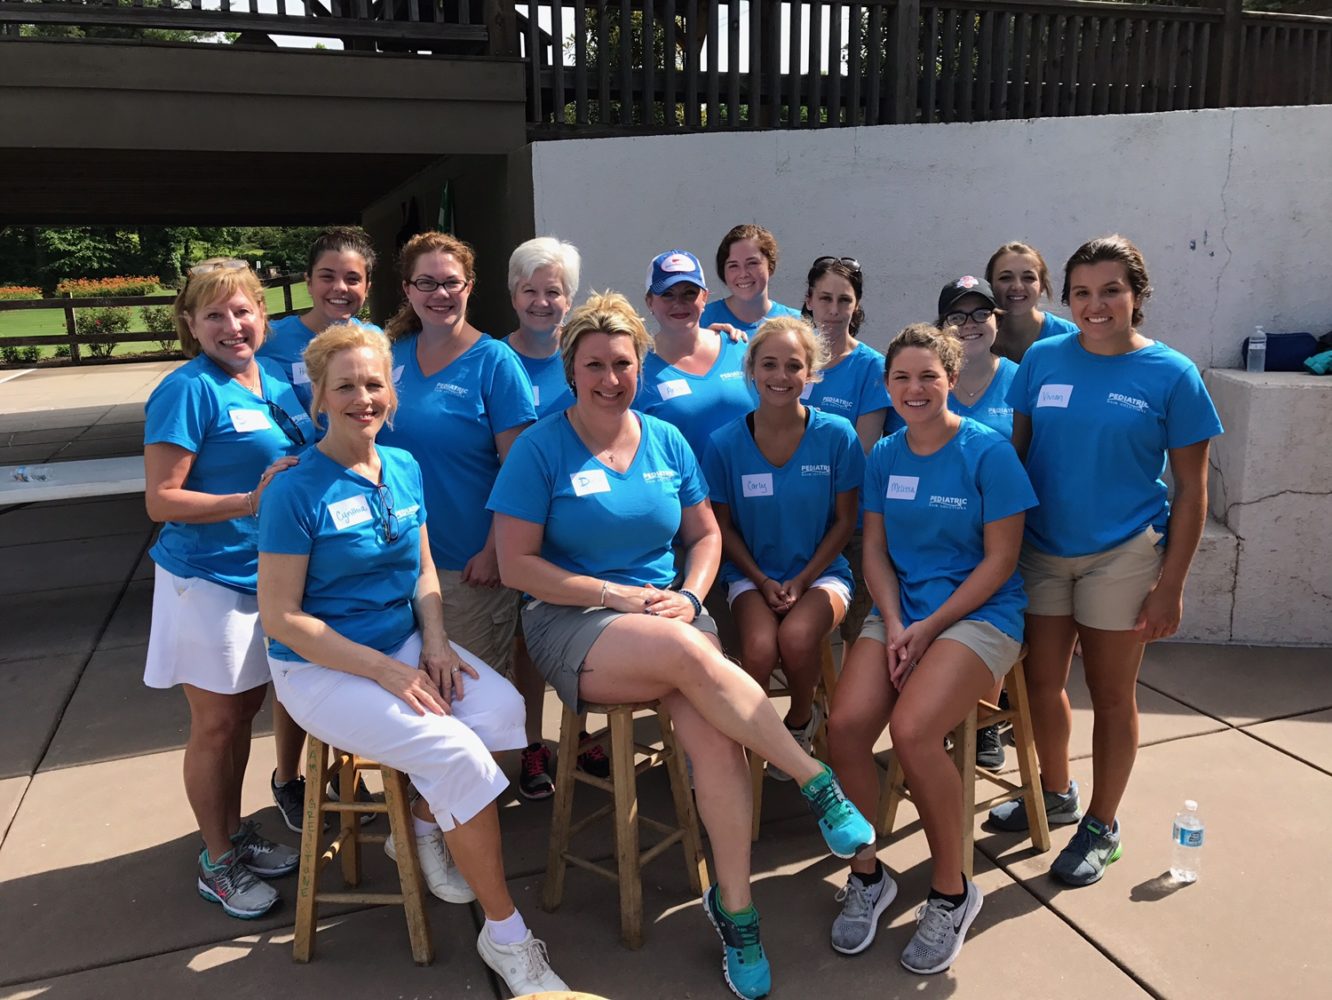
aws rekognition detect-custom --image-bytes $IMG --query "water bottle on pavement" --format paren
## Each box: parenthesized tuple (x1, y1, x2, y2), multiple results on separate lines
(1170, 799, 1204, 883)
(1246, 325, 1267, 373)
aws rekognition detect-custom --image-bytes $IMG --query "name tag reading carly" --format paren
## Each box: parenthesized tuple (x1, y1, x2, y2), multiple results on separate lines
(657, 379, 692, 401)
(570, 469, 611, 497)
(291, 362, 310, 385)
(229, 409, 273, 433)
(742, 473, 774, 498)
(886, 475, 919, 501)
(328, 494, 374, 530)
(1037, 384, 1074, 408)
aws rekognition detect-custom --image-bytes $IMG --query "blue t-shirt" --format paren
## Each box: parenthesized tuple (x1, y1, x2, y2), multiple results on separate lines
(145, 355, 314, 592)
(1009, 335, 1224, 557)
(1039, 312, 1081, 340)
(632, 334, 756, 459)
(487, 412, 707, 589)
(699, 298, 803, 337)
(949, 357, 1019, 439)
(864, 420, 1037, 641)
(260, 445, 424, 662)
(703, 409, 864, 590)
(804, 341, 891, 430)
(502, 336, 573, 417)
(378, 334, 536, 571)
(259, 314, 384, 413)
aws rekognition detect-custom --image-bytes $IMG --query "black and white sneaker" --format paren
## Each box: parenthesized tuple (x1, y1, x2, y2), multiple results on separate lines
(270, 770, 306, 834)
(899, 882, 983, 975)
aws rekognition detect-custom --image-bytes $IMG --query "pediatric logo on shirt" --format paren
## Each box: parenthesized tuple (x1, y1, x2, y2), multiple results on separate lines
(228, 409, 273, 433)
(290, 362, 310, 385)
(742, 473, 774, 497)
(886, 475, 919, 501)
(571, 469, 612, 496)
(821, 396, 854, 413)
(434, 383, 468, 398)
(800, 464, 831, 477)
(928, 495, 969, 511)
(1106, 392, 1149, 413)
(719, 371, 746, 381)
(328, 494, 374, 530)
(657, 378, 692, 400)
(642, 469, 677, 484)
(1037, 384, 1074, 408)
(395, 503, 421, 519)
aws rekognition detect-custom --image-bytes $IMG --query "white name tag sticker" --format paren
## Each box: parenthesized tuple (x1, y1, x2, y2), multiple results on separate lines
(800, 383, 814, 401)
(657, 378, 692, 401)
(570, 469, 612, 497)
(328, 494, 374, 531)
(886, 475, 919, 501)
(1037, 384, 1074, 408)
(742, 473, 774, 498)
(229, 409, 273, 433)
(291, 361, 310, 385)
(391, 365, 405, 385)
(531, 385, 541, 407)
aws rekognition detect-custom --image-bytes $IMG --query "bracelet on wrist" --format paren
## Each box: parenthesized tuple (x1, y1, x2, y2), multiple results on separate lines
(678, 588, 703, 619)
(245, 491, 257, 518)
(598, 580, 609, 608)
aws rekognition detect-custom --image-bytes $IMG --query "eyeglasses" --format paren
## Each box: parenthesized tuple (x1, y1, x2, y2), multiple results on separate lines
(944, 307, 995, 326)
(264, 400, 306, 447)
(408, 276, 470, 294)
(373, 483, 400, 544)
(189, 258, 249, 276)
(813, 256, 861, 272)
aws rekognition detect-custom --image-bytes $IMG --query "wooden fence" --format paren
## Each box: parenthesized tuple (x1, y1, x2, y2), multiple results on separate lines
(520, 0, 1332, 133)
(0, 274, 304, 367)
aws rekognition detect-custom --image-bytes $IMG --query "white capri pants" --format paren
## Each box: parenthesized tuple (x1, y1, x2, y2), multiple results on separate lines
(269, 631, 526, 831)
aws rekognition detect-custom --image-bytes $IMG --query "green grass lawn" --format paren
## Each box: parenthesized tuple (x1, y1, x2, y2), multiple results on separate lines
(0, 283, 313, 360)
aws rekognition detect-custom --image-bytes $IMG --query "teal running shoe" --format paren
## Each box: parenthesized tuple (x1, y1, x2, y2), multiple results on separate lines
(801, 762, 874, 859)
(703, 885, 771, 1000)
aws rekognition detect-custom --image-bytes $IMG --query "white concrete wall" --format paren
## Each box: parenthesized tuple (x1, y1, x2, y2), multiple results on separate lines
(531, 105, 1332, 368)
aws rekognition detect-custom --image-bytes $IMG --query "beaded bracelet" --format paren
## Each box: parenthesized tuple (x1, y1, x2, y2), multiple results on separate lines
(245, 491, 257, 518)
(678, 588, 703, 619)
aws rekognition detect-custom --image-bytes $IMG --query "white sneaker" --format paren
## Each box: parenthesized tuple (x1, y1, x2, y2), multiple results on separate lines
(477, 927, 568, 995)
(384, 827, 475, 903)
(767, 702, 823, 783)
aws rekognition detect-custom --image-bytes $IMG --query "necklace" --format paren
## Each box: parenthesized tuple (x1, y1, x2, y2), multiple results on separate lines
(954, 359, 996, 401)
(571, 409, 623, 465)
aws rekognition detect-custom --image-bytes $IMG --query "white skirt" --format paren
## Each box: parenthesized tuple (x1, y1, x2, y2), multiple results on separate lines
(143, 565, 271, 694)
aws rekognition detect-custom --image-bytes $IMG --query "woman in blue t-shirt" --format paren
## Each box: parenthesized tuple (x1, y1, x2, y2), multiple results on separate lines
(377, 232, 536, 681)
(826, 324, 1036, 974)
(489, 292, 873, 1000)
(986, 241, 1079, 363)
(257, 324, 566, 997)
(698, 223, 803, 336)
(143, 259, 312, 920)
(992, 236, 1223, 889)
(703, 316, 863, 782)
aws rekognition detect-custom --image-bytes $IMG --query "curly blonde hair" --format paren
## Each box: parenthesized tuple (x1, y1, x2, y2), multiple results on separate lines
(303, 322, 397, 427)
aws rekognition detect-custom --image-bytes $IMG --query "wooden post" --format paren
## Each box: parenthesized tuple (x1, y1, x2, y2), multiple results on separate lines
(484, 0, 519, 57)
(887, 0, 920, 123)
(63, 298, 80, 365)
(282, 276, 294, 315)
(1205, 0, 1243, 106)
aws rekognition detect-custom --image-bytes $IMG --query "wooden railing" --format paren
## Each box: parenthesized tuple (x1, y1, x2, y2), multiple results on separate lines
(520, 0, 1332, 134)
(0, 274, 304, 367)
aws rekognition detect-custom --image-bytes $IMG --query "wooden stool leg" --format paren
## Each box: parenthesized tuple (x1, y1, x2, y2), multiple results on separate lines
(542, 704, 581, 912)
(609, 708, 644, 949)
(812, 638, 838, 759)
(956, 710, 978, 881)
(1008, 659, 1051, 852)
(337, 751, 362, 886)
(293, 736, 329, 963)
(382, 767, 433, 965)
(878, 752, 906, 838)
(748, 747, 765, 842)
(659, 705, 709, 894)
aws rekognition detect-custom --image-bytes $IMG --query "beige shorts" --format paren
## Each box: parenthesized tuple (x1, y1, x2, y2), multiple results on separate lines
(858, 613, 1021, 684)
(1020, 527, 1164, 632)
(438, 570, 521, 677)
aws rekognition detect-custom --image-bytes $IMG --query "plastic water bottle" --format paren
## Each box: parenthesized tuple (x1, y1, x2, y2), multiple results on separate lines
(1170, 800, 1204, 883)
(1246, 325, 1267, 373)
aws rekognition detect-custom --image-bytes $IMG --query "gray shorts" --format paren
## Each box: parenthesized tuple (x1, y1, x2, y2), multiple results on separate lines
(520, 599, 719, 711)
(859, 613, 1022, 684)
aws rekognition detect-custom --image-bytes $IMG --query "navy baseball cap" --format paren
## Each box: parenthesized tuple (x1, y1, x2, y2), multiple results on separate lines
(937, 275, 997, 317)
(646, 250, 707, 295)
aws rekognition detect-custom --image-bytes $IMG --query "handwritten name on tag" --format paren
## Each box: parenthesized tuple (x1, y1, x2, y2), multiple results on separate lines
(571, 469, 612, 497)
(1037, 384, 1074, 408)
(657, 379, 692, 401)
(328, 495, 374, 530)
(886, 475, 919, 501)
(742, 473, 774, 498)
(291, 362, 310, 385)
(229, 409, 273, 433)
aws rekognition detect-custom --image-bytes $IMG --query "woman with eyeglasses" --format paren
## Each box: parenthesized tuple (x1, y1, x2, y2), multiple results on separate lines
(143, 258, 313, 920)
(985, 241, 1079, 363)
(377, 232, 536, 681)
(938, 275, 1014, 439)
(699, 224, 803, 337)
(632, 249, 757, 461)
(257, 324, 567, 996)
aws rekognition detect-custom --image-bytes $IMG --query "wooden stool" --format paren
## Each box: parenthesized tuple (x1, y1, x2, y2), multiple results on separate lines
(748, 635, 838, 841)
(292, 737, 432, 965)
(876, 650, 1051, 878)
(542, 701, 709, 949)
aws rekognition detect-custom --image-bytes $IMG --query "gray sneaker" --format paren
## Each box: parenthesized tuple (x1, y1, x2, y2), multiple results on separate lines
(767, 703, 822, 783)
(197, 848, 279, 919)
(899, 882, 983, 975)
(270, 770, 306, 833)
(830, 866, 898, 955)
(987, 778, 1081, 832)
(1051, 815, 1122, 886)
(231, 820, 299, 877)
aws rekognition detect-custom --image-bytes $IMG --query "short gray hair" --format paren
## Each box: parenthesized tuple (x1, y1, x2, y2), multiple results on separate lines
(507, 236, 582, 300)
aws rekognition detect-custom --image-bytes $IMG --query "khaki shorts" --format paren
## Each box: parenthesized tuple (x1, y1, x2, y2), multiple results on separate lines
(1020, 527, 1164, 632)
(858, 613, 1021, 684)
(438, 570, 521, 677)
